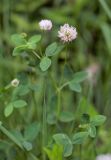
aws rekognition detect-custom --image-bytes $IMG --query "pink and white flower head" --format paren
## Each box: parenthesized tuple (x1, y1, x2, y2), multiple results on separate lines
(39, 19, 52, 31)
(58, 24, 77, 43)
(96, 154, 111, 160)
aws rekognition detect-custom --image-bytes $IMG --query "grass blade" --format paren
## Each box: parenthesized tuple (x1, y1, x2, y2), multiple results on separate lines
(0, 124, 23, 149)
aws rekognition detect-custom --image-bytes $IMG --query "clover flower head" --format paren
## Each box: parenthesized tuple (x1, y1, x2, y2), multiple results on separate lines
(11, 78, 20, 87)
(39, 19, 52, 31)
(58, 24, 77, 43)
(96, 154, 111, 160)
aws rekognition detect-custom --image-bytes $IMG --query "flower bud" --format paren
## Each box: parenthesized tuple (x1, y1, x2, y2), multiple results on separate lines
(39, 19, 52, 31)
(11, 78, 20, 87)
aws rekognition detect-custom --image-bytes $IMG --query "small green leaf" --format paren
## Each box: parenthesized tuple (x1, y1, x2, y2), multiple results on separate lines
(69, 82, 81, 92)
(72, 71, 88, 83)
(4, 103, 14, 117)
(29, 84, 40, 92)
(11, 34, 27, 46)
(13, 100, 27, 108)
(27, 43, 37, 50)
(45, 42, 58, 57)
(47, 113, 57, 125)
(40, 57, 51, 71)
(90, 115, 106, 126)
(22, 141, 32, 151)
(44, 144, 63, 160)
(13, 85, 30, 96)
(27, 35, 41, 50)
(53, 133, 73, 157)
(72, 132, 88, 144)
(88, 125, 96, 138)
(59, 111, 74, 122)
(12, 45, 28, 56)
(53, 44, 64, 55)
(24, 122, 41, 141)
(28, 35, 41, 44)
(11, 130, 24, 142)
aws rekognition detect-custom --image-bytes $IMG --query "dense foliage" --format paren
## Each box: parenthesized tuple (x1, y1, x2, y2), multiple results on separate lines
(0, 0, 111, 160)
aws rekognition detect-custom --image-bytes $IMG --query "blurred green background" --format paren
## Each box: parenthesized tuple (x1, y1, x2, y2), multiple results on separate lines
(0, 0, 111, 159)
(0, 0, 111, 117)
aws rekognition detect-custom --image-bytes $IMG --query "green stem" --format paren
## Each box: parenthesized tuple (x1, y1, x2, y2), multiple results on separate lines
(32, 51, 41, 59)
(4, 84, 11, 90)
(3, 0, 10, 35)
(59, 81, 70, 91)
(42, 80, 47, 160)
(32, 91, 40, 121)
(86, 82, 93, 113)
(60, 46, 68, 85)
(0, 124, 23, 150)
(49, 72, 58, 91)
(93, 138, 98, 156)
(0, 84, 11, 94)
(57, 90, 61, 118)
